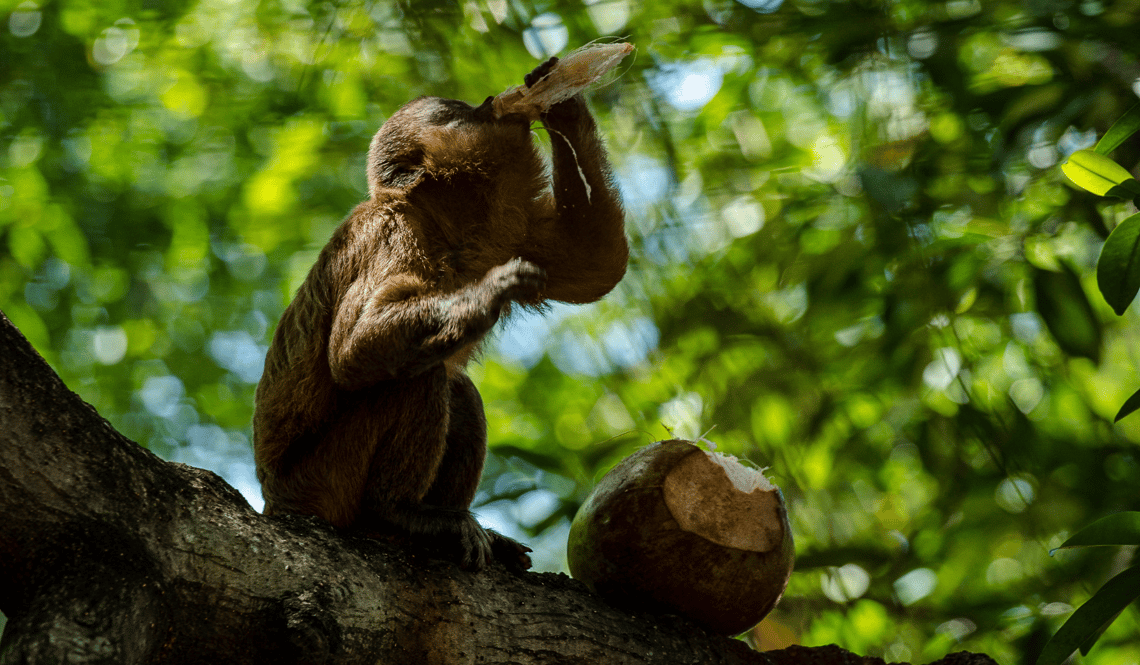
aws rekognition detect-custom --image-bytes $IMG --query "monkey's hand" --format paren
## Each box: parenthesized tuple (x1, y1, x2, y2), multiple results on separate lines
(479, 257, 546, 312)
(524, 56, 559, 88)
(432, 258, 544, 352)
(540, 93, 587, 131)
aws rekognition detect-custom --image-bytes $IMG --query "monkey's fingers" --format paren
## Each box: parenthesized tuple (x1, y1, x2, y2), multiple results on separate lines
(455, 521, 496, 571)
(489, 531, 533, 573)
(484, 258, 546, 306)
(524, 57, 559, 88)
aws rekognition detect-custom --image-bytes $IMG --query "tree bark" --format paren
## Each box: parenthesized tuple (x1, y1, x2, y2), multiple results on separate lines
(0, 309, 996, 665)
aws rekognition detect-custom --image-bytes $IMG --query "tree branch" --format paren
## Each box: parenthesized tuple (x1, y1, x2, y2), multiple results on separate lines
(0, 309, 996, 665)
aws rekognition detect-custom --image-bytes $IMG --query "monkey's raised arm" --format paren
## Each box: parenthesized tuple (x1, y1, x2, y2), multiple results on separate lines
(522, 96, 628, 304)
(327, 258, 545, 390)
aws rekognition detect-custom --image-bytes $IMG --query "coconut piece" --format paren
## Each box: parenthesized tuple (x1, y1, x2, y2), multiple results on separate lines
(493, 42, 634, 120)
(706, 451, 775, 493)
(567, 439, 794, 635)
(663, 450, 784, 552)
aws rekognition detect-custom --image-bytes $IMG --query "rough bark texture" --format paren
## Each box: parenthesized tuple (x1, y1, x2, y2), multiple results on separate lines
(0, 309, 998, 665)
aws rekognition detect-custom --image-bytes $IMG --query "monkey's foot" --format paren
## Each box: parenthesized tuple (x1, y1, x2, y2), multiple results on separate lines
(356, 504, 533, 573)
(488, 530, 533, 573)
(452, 521, 532, 573)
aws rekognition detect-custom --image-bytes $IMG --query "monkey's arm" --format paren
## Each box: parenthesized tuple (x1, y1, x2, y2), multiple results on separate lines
(328, 259, 544, 390)
(523, 96, 628, 304)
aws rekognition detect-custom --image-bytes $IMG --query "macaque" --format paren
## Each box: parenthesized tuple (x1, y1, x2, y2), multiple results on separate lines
(253, 58, 628, 571)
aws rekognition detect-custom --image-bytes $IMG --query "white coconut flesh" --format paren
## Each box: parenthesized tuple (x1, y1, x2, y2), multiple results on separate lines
(661, 450, 786, 553)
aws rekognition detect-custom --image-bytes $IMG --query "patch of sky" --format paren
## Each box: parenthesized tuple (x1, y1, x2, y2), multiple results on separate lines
(497, 304, 658, 376)
(209, 330, 268, 383)
(173, 423, 264, 512)
(736, 0, 784, 13)
(648, 59, 723, 112)
(139, 375, 186, 419)
(894, 567, 938, 605)
(523, 13, 568, 59)
(617, 153, 671, 216)
(1056, 125, 1097, 157)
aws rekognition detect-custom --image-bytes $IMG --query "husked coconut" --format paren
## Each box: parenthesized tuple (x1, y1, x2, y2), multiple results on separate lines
(567, 439, 794, 635)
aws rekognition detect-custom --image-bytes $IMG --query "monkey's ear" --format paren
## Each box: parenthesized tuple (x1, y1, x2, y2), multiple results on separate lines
(379, 161, 425, 190)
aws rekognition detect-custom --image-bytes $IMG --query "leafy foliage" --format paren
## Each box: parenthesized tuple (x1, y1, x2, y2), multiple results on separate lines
(1035, 564, 1140, 665)
(4, 0, 1140, 662)
(1037, 511, 1140, 664)
(1095, 213, 1140, 317)
(1096, 102, 1140, 157)
(1062, 150, 1140, 198)
(1039, 104, 1140, 665)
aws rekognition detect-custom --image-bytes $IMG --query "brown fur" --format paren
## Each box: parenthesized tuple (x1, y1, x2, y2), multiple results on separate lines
(253, 64, 627, 571)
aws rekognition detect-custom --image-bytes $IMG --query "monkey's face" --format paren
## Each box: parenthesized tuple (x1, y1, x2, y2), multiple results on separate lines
(366, 96, 534, 195)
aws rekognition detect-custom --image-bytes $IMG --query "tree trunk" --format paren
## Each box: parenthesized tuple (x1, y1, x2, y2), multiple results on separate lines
(0, 310, 996, 665)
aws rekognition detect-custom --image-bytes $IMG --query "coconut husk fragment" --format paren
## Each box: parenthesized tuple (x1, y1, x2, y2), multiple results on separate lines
(493, 42, 634, 120)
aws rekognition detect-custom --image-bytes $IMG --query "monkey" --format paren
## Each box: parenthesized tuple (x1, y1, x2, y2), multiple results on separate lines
(252, 57, 628, 571)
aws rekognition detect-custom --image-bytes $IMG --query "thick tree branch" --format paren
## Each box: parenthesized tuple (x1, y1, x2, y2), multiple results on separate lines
(0, 309, 996, 665)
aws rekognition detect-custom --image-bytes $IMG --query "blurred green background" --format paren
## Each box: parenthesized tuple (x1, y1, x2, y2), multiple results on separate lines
(4, 0, 1140, 661)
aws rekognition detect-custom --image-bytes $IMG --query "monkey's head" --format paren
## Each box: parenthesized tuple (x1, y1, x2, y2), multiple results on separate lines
(366, 96, 539, 199)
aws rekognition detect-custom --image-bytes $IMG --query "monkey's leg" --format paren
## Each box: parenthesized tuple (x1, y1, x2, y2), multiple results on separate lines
(422, 373, 486, 507)
(355, 370, 525, 572)
(421, 373, 532, 572)
(267, 372, 449, 528)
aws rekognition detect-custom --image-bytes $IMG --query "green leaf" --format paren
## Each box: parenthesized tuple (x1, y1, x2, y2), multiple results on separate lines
(1096, 100, 1140, 155)
(1115, 388, 1140, 423)
(1053, 512, 1140, 551)
(1096, 212, 1140, 315)
(1036, 564, 1140, 665)
(1034, 265, 1102, 363)
(1104, 180, 1140, 200)
(1062, 150, 1136, 196)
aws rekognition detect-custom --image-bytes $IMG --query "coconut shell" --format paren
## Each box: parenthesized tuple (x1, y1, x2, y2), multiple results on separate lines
(567, 440, 794, 635)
